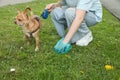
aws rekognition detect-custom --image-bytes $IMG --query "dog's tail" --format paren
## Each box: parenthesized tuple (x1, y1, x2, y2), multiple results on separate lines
(34, 15, 40, 22)
(24, 6, 34, 16)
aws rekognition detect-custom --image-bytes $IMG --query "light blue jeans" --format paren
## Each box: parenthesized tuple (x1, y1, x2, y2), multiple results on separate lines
(51, 6, 98, 43)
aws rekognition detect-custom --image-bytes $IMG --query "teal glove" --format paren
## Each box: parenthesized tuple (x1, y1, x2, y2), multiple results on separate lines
(54, 38, 72, 54)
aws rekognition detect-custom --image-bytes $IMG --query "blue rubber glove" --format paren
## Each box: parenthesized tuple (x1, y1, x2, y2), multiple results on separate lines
(41, 9, 50, 19)
(54, 38, 72, 54)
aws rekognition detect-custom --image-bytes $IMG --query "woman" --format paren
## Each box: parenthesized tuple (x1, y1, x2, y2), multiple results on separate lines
(45, 0, 102, 54)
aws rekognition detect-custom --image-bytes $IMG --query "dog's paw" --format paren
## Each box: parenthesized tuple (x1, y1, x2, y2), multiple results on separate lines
(35, 47, 39, 52)
(20, 46, 24, 50)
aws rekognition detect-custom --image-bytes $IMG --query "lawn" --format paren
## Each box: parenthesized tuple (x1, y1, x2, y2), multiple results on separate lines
(0, 0, 120, 80)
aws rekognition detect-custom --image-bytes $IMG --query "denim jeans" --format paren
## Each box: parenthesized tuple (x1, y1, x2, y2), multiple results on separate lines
(51, 6, 98, 43)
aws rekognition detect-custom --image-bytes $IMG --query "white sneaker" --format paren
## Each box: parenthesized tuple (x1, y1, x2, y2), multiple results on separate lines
(76, 31, 93, 46)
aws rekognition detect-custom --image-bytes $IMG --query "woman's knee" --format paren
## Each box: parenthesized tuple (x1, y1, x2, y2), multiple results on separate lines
(51, 7, 65, 20)
(65, 8, 76, 19)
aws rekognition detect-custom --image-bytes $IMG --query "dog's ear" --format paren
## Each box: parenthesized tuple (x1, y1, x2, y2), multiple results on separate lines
(24, 6, 31, 13)
(24, 6, 34, 16)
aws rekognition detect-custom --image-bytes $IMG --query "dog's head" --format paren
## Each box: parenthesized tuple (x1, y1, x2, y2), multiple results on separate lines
(14, 7, 33, 26)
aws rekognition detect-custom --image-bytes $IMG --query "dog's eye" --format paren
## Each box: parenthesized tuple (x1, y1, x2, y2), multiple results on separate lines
(18, 19, 22, 21)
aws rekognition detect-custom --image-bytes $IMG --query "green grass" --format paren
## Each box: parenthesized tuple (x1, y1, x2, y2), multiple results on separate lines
(0, 0, 120, 80)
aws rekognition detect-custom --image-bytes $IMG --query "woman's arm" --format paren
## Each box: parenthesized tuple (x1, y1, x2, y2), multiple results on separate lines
(63, 9, 86, 43)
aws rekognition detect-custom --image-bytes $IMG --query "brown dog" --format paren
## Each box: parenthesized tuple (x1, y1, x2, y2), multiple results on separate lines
(14, 7, 41, 52)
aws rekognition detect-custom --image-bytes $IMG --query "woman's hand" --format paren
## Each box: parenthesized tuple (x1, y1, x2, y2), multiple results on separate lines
(54, 38, 72, 54)
(45, 4, 55, 12)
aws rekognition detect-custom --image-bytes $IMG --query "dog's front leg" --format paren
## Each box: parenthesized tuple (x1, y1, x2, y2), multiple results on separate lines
(34, 35, 39, 52)
(24, 34, 30, 45)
